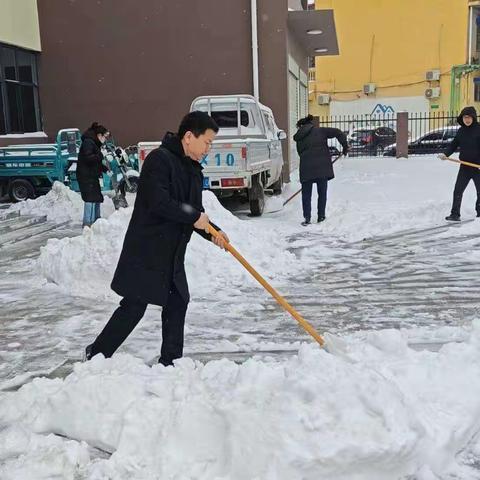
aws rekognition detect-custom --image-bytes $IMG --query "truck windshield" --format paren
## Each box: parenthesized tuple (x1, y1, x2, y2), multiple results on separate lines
(210, 111, 249, 128)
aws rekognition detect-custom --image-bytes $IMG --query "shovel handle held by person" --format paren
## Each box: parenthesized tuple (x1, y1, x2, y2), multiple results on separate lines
(439, 154, 480, 169)
(207, 224, 325, 346)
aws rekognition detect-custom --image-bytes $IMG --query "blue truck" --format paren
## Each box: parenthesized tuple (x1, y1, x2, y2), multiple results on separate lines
(0, 128, 139, 203)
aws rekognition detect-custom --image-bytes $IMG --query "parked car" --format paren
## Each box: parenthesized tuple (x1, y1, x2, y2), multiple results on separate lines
(348, 125, 396, 155)
(383, 126, 460, 157)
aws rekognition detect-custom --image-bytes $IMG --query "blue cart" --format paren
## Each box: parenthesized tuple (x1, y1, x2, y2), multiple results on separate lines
(0, 129, 83, 202)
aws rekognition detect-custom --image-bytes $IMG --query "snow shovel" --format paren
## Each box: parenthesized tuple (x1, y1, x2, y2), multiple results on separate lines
(207, 224, 325, 346)
(282, 154, 343, 208)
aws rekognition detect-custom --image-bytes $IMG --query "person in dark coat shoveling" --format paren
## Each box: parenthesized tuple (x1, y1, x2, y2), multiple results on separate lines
(77, 122, 110, 227)
(293, 115, 348, 226)
(439, 106, 480, 221)
(84, 111, 229, 366)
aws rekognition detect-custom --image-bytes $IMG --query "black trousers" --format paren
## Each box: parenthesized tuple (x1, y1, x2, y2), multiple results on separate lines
(90, 283, 188, 366)
(301, 178, 328, 221)
(451, 167, 480, 216)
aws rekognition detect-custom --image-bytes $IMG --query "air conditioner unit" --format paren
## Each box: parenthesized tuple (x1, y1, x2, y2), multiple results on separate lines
(426, 69, 441, 81)
(425, 87, 441, 99)
(363, 83, 376, 95)
(317, 94, 330, 105)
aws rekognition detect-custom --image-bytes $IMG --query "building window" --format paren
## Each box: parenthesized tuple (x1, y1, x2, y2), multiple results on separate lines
(474, 78, 480, 102)
(0, 43, 41, 135)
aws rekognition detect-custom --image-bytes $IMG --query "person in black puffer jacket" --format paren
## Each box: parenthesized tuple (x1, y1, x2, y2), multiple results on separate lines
(440, 106, 480, 221)
(77, 122, 110, 227)
(293, 115, 348, 226)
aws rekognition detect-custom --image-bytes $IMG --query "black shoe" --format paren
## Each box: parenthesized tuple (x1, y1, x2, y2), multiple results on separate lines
(83, 344, 94, 362)
(445, 214, 461, 222)
(158, 357, 175, 367)
(317, 216, 326, 223)
(301, 219, 311, 226)
(477, 212, 480, 218)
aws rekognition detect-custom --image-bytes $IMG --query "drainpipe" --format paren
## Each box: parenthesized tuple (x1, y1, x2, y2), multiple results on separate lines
(468, 6, 473, 64)
(251, 0, 259, 100)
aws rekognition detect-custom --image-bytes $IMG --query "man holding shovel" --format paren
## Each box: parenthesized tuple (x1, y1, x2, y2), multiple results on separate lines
(439, 106, 480, 221)
(84, 111, 229, 366)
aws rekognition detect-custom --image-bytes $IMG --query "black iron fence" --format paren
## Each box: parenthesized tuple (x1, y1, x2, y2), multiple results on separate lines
(316, 111, 458, 157)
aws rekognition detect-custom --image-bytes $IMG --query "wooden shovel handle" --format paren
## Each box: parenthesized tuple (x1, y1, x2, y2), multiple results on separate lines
(447, 157, 480, 169)
(207, 224, 325, 346)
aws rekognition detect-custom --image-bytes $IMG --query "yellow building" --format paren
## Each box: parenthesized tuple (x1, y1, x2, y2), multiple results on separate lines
(310, 0, 480, 116)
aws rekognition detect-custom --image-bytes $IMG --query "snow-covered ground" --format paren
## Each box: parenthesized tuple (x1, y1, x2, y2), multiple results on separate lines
(2, 154, 480, 479)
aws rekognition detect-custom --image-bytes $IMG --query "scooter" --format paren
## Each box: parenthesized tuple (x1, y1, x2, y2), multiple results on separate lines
(102, 144, 140, 209)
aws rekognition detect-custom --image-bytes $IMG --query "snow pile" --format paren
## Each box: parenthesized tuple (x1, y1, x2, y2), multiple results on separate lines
(2, 323, 480, 479)
(4, 181, 115, 224)
(38, 191, 299, 300)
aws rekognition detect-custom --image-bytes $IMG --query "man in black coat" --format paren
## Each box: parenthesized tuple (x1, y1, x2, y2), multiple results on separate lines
(440, 106, 480, 221)
(293, 115, 348, 226)
(85, 111, 229, 366)
(77, 122, 110, 227)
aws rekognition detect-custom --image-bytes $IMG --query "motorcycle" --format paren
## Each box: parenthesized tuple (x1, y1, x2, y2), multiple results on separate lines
(102, 144, 140, 209)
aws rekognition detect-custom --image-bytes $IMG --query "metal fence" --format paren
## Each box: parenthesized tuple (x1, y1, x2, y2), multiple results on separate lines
(317, 111, 458, 157)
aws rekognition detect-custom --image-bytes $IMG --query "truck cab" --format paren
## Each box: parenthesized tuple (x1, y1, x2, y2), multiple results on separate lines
(190, 94, 286, 216)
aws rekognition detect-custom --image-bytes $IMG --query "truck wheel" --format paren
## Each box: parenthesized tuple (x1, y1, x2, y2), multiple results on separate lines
(8, 179, 35, 202)
(248, 177, 265, 216)
(271, 172, 283, 195)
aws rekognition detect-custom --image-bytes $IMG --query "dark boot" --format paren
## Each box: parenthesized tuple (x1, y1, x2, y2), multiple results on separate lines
(445, 214, 461, 222)
(83, 344, 94, 362)
(317, 216, 325, 223)
(301, 219, 311, 226)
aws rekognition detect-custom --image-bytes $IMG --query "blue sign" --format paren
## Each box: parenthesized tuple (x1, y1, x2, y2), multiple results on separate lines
(371, 104, 395, 115)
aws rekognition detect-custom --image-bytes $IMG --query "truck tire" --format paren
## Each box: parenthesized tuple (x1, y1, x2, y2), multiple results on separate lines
(248, 176, 265, 216)
(271, 172, 283, 195)
(8, 179, 35, 202)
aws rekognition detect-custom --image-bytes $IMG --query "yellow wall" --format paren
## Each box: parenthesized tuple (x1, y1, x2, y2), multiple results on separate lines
(0, 0, 41, 51)
(311, 0, 470, 115)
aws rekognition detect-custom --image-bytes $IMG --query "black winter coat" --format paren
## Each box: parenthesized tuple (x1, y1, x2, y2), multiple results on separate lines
(111, 133, 220, 306)
(445, 106, 480, 166)
(293, 124, 348, 182)
(77, 129, 107, 203)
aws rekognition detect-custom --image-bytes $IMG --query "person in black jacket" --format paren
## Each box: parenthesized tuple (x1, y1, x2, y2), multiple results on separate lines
(77, 122, 110, 227)
(84, 111, 229, 366)
(293, 115, 348, 226)
(439, 106, 480, 221)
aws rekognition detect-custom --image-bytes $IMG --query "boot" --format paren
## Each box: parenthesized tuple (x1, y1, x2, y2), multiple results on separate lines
(317, 216, 326, 223)
(301, 219, 311, 226)
(83, 344, 94, 362)
(445, 214, 461, 222)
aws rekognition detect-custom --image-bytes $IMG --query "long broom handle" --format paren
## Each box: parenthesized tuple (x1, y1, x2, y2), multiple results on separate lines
(446, 157, 480, 169)
(207, 224, 325, 346)
(282, 154, 343, 207)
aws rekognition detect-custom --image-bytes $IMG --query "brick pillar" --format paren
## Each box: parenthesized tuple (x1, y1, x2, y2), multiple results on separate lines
(396, 111, 409, 158)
